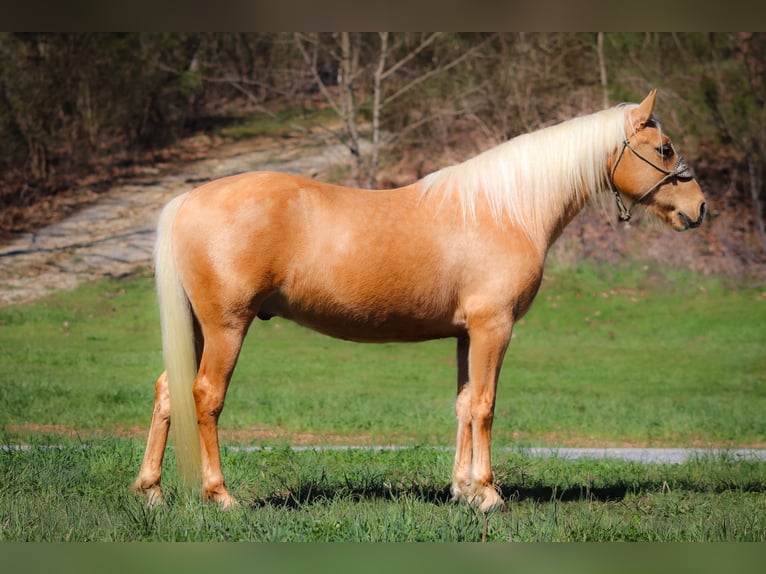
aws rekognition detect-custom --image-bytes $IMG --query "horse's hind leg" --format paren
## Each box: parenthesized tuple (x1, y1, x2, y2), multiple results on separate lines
(133, 371, 171, 505)
(193, 323, 250, 508)
(133, 321, 204, 505)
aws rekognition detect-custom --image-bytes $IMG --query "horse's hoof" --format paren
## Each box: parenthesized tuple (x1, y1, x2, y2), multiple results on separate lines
(132, 480, 165, 506)
(219, 496, 240, 510)
(473, 485, 506, 514)
(203, 487, 239, 510)
(450, 483, 470, 504)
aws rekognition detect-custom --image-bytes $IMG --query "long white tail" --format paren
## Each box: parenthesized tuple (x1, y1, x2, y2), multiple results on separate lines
(154, 192, 201, 489)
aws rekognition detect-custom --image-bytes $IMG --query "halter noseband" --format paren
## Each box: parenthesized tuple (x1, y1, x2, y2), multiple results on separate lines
(610, 139, 694, 222)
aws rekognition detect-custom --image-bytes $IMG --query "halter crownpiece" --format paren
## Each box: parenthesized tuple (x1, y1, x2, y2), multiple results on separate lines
(610, 139, 693, 222)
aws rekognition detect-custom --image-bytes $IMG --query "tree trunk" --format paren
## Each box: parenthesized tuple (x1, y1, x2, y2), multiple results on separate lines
(747, 150, 766, 251)
(597, 32, 609, 109)
(339, 32, 363, 187)
(367, 32, 388, 189)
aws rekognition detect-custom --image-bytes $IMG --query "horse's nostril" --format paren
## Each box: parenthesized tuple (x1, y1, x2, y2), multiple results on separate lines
(682, 202, 706, 230)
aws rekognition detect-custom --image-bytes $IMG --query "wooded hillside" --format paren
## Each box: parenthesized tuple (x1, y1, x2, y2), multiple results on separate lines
(1, 33, 764, 278)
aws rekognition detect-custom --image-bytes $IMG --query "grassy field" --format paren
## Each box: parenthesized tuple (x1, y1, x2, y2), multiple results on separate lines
(0, 262, 764, 541)
(2, 440, 765, 541)
(1, 262, 763, 447)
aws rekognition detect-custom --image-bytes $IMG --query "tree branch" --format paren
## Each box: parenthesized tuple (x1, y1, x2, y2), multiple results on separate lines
(381, 34, 497, 108)
(293, 33, 343, 118)
(380, 32, 442, 81)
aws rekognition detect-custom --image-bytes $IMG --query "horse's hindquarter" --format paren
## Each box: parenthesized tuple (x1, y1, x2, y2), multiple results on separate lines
(174, 172, 544, 343)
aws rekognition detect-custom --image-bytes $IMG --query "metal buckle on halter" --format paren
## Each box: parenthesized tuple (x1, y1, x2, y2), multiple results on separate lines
(610, 139, 693, 223)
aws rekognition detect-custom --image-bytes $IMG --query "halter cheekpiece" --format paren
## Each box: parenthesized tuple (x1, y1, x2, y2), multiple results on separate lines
(610, 138, 693, 222)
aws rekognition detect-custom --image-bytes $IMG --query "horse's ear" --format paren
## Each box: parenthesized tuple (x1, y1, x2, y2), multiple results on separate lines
(629, 89, 657, 131)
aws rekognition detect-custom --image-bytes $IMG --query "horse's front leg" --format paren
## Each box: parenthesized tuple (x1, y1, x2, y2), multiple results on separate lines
(464, 316, 512, 513)
(133, 371, 171, 505)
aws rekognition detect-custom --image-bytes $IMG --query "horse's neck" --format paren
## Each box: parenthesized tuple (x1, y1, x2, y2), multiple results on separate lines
(546, 184, 594, 248)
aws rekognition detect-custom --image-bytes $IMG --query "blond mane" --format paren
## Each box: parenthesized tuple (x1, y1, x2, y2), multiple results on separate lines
(420, 104, 636, 237)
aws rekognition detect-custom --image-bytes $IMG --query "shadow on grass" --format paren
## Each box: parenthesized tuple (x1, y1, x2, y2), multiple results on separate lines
(245, 473, 766, 510)
(246, 481, 698, 510)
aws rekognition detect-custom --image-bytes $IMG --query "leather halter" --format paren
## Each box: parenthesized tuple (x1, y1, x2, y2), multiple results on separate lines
(610, 139, 694, 222)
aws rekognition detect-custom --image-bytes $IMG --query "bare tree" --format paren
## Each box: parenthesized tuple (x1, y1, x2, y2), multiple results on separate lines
(294, 32, 495, 188)
(452, 33, 599, 150)
(701, 33, 766, 252)
(294, 32, 365, 183)
(369, 32, 388, 187)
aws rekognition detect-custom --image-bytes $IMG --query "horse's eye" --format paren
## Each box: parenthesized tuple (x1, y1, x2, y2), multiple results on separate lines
(656, 143, 674, 158)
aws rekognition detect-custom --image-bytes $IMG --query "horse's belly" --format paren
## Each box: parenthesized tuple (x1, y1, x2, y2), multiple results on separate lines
(257, 290, 462, 343)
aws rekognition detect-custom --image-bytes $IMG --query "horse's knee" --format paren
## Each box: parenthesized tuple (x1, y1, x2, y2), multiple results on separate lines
(470, 398, 495, 425)
(455, 395, 471, 424)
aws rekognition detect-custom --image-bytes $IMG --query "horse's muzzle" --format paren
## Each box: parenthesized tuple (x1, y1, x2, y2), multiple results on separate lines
(679, 202, 706, 230)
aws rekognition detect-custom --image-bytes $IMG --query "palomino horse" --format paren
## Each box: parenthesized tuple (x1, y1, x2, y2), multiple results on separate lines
(133, 90, 706, 511)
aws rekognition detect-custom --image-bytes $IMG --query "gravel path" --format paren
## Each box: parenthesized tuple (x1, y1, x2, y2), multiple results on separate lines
(0, 137, 350, 307)
(4, 444, 765, 464)
(230, 445, 763, 464)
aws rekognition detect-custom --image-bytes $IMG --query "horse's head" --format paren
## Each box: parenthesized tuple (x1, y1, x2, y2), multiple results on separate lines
(610, 90, 706, 231)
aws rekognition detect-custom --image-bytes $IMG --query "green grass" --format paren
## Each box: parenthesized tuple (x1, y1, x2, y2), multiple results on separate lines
(1, 439, 764, 541)
(0, 262, 764, 541)
(0, 272, 162, 433)
(217, 106, 340, 140)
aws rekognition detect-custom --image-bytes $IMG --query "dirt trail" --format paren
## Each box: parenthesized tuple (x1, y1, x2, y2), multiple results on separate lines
(0, 137, 350, 307)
